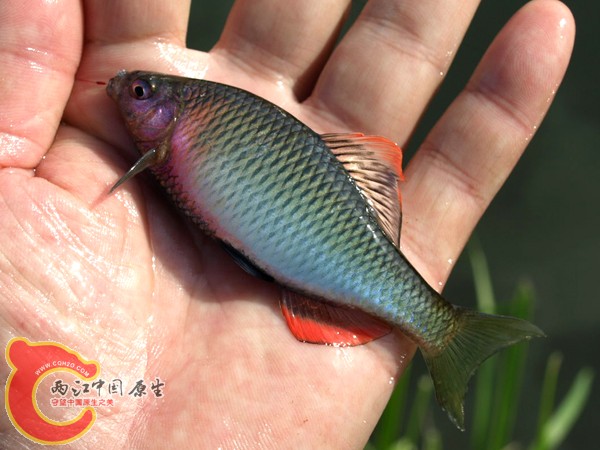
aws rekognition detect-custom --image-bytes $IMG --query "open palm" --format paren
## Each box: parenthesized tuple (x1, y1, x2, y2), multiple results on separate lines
(0, 1, 573, 448)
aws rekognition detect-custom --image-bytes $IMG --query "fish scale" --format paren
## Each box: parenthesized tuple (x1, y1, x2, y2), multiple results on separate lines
(180, 99, 398, 309)
(188, 93, 433, 318)
(107, 70, 545, 429)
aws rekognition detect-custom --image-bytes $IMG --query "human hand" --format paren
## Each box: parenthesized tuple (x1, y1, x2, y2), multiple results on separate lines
(0, 0, 574, 448)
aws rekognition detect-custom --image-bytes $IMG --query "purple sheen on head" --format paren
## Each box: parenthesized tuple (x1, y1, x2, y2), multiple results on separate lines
(108, 71, 180, 146)
(130, 104, 177, 142)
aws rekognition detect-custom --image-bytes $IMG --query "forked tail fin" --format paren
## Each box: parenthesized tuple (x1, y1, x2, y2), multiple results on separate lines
(421, 307, 545, 430)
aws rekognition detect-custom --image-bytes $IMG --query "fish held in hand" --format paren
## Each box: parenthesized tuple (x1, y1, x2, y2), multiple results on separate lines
(107, 70, 544, 429)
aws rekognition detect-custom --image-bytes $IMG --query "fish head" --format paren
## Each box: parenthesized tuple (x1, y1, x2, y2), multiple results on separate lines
(107, 70, 184, 152)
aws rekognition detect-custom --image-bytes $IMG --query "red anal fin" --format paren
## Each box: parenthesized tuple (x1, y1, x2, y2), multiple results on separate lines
(322, 133, 404, 247)
(280, 289, 392, 347)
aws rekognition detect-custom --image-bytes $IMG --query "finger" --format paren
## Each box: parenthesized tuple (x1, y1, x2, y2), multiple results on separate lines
(401, 0, 575, 286)
(211, 0, 351, 99)
(84, 0, 190, 46)
(76, 0, 193, 84)
(0, 0, 82, 169)
(307, 0, 480, 141)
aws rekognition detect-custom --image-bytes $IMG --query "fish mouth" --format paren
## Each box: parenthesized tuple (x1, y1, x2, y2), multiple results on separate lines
(106, 69, 128, 101)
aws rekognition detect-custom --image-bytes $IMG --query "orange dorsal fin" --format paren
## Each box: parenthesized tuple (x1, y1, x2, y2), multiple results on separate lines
(280, 289, 392, 346)
(322, 133, 404, 247)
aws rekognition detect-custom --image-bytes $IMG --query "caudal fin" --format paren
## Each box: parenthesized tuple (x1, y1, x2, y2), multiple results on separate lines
(421, 307, 544, 430)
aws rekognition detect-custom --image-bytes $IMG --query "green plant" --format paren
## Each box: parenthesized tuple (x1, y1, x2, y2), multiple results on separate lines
(367, 238, 593, 450)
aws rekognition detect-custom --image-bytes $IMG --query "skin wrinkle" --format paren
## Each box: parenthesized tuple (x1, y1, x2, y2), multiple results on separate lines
(9, 179, 139, 312)
(211, 45, 296, 91)
(0, 68, 77, 169)
(0, 45, 69, 79)
(466, 82, 538, 138)
(0, 199, 86, 340)
(32, 201, 102, 303)
(83, 32, 187, 50)
(359, 12, 453, 79)
(0, 256, 52, 337)
(0, 113, 53, 171)
(414, 138, 489, 211)
(0, 129, 45, 165)
(82, 2, 190, 46)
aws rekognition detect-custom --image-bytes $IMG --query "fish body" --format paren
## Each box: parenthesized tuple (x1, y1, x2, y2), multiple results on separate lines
(107, 70, 543, 429)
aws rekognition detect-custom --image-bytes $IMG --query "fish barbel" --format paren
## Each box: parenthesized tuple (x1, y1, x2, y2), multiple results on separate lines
(107, 70, 543, 429)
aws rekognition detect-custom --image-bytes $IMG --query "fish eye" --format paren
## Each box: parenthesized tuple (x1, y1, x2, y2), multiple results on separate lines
(130, 78, 153, 100)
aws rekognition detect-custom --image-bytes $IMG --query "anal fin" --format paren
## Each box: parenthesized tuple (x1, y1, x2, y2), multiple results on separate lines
(280, 289, 392, 347)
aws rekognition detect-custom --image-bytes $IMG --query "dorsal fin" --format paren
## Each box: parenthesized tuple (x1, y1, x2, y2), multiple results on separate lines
(322, 133, 404, 247)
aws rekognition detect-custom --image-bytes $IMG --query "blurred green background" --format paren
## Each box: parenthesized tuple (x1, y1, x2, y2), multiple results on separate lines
(186, 1, 598, 448)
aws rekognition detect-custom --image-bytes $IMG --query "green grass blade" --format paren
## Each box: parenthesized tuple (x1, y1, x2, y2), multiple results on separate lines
(388, 438, 417, 450)
(404, 375, 433, 444)
(532, 352, 563, 450)
(468, 236, 496, 314)
(535, 367, 594, 450)
(468, 240, 537, 450)
(471, 347, 497, 448)
(422, 426, 442, 450)
(469, 235, 498, 447)
(487, 282, 535, 449)
(487, 337, 530, 449)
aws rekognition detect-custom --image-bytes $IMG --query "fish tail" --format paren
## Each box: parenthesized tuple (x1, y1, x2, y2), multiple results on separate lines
(421, 306, 544, 430)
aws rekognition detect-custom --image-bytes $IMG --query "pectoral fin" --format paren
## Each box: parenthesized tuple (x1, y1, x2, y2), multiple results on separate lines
(221, 242, 274, 282)
(280, 289, 392, 346)
(110, 148, 159, 193)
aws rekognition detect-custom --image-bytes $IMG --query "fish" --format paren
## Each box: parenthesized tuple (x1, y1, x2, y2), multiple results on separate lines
(106, 70, 544, 429)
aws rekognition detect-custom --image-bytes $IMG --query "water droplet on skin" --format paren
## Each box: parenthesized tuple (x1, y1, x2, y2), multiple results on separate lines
(0, 133, 27, 162)
(447, 258, 453, 265)
(333, 347, 355, 365)
(546, 85, 558, 104)
(558, 17, 567, 39)
(389, 376, 395, 385)
(525, 124, 538, 143)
